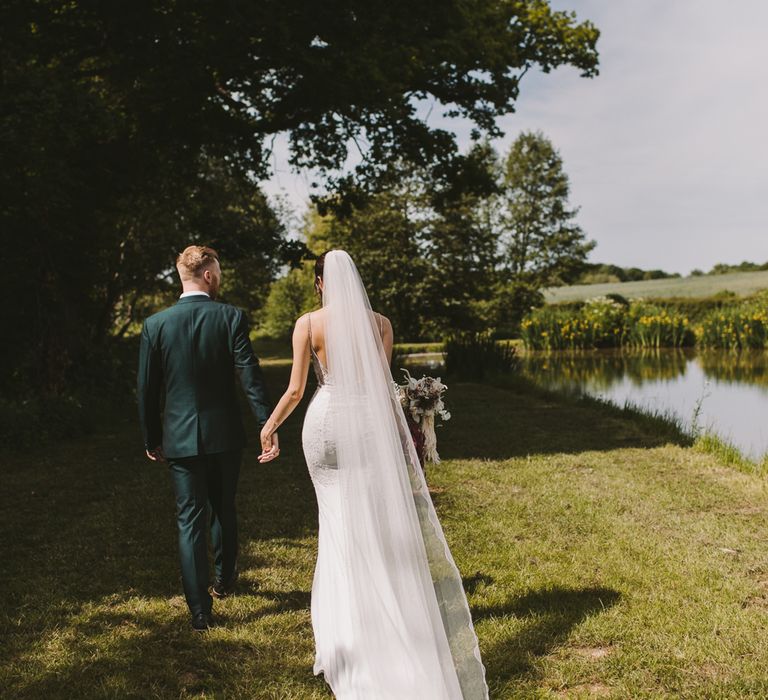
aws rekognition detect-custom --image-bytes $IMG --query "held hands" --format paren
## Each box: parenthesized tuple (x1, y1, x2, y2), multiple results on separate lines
(259, 426, 280, 463)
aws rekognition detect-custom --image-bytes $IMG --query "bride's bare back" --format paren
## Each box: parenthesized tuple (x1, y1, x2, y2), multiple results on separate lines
(307, 306, 393, 371)
(260, 306, 393, 436)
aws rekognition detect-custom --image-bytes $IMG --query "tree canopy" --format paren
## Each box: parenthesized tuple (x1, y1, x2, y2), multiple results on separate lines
(0, 1, 599, 392)
(271, 135, 591, 341)
(499, 130, 594, 288)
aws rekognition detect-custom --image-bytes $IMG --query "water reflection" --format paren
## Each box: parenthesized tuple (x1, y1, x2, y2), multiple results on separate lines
(520, 349, 768, 460)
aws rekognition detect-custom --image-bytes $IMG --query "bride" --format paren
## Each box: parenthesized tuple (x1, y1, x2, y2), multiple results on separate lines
(258, 250, 488, 699)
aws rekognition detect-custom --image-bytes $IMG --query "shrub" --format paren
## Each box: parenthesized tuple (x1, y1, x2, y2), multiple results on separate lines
(605, 293, 630, 307)
(486, 281, 545, 337)
(444, 332, 518, 381)
(259, 265, 318, 340)
(0, 394, 101, 448)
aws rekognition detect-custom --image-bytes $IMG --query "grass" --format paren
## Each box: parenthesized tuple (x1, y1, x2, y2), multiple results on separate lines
(545, 269, 768, 303)
(693, 433, 768, 476)
(3, 362, 768, 698)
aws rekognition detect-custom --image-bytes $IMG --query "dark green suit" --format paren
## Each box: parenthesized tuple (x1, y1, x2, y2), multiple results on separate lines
(137, 294, 271, 617)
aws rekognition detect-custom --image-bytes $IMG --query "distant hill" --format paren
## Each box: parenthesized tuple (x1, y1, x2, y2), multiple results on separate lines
(544, 269, 768, 303)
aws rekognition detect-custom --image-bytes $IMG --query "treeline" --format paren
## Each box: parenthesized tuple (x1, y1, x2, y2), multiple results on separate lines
(575, 260, 768, 287)
(260, 133, 594, 342)
(576, 263, 680, 285)
(691, 261, 768, 276)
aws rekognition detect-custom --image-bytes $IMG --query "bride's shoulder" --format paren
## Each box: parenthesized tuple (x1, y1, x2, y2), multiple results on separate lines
(293, 310, 322, 332)
(294, 312, 311, 327)
(373, 310, 391, 324)
(371, 310, 392, 335)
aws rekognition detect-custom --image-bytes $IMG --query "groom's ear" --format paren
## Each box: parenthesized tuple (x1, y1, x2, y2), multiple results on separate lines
(203, 262, 217, 282)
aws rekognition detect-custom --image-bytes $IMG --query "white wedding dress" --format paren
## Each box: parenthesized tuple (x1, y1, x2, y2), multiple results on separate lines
(300, 251, 488, 700)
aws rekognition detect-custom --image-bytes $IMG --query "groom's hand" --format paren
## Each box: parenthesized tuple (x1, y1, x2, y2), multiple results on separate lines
(258, 430, 280, 463)
(145, 446, 166, 463)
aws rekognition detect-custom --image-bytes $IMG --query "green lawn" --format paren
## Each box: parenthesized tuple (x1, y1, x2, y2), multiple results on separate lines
(3, 365, 768, 698)
(544, 269, 768, 303)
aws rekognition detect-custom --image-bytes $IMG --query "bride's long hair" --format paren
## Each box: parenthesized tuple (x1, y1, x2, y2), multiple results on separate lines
(321, 249, 487, 699)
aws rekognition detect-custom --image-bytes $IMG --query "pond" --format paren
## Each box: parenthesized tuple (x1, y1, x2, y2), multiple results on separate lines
(402, 348, 768, 460)
(519, 349, 768, 460)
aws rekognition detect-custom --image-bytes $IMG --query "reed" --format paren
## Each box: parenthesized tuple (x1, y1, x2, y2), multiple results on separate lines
(522, 296, 765, 350)
(625, 302, 694, 348)
(696, 307, 768, 349)
(521, 297, 626, 350)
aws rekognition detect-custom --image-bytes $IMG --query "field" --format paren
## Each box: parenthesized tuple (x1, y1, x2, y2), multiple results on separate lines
(544, 270, 768, 303)
(3, 363, 768, 698)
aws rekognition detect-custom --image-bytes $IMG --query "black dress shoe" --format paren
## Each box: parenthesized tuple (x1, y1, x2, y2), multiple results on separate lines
(210, 578, 234, 599)
(191, 612, 210, 632)
(210, 568, 238, 599)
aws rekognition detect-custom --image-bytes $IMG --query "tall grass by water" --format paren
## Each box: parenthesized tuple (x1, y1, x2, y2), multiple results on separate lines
(521, 297, 694, 350)
(697, 306, 768, 350)
(522, 294, 768, 350)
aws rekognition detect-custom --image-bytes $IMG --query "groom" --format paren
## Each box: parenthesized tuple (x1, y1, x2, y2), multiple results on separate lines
(137, 245, 278, 631)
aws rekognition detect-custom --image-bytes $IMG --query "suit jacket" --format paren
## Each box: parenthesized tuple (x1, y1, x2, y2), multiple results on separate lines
(137, 295, 272, 459)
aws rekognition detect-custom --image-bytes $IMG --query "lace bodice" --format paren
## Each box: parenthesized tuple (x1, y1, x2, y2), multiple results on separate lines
(310, 347, 330, 386)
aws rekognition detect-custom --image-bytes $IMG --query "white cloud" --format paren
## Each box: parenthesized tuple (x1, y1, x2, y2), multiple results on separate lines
(262, 0, 768, 273)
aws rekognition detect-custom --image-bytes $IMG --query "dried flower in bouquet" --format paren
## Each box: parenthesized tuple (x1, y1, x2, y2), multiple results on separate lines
(393, 368, 450, 465)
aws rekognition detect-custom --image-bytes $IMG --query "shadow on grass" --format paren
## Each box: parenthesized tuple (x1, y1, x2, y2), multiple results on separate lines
(0, 365, 322, 698)
(474, 586, 621, 688)
(438, 376, 693, 461)
(245, 588, 312, 617)
(463, 572, 495, 595)
(6, 598, 324, 699)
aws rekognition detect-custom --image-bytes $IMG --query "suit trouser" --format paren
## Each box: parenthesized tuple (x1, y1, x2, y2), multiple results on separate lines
(168, 450, 242, 617)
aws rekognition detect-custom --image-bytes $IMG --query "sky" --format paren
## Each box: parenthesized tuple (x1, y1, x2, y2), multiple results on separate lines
(261, 0, 768, 275)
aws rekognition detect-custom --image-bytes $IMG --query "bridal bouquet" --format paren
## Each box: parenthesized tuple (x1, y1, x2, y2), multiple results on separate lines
(394, 369, 451, 465)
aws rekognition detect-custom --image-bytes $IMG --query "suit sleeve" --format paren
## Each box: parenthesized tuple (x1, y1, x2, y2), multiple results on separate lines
(137, 322, 163, 450)
(233, 309, 272, 428)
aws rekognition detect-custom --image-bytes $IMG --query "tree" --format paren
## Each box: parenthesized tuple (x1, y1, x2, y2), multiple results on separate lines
(1, 1, 599, 392)
(420, 144, 503, 336)
(260, 266, 318, 341)
(300, 145, 505, 340)
(258, 207, 335, 340)
(499, 131, 595, 289)
(319, 188, 431, 342)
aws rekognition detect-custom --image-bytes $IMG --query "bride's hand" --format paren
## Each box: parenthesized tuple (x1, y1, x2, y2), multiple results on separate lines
(259, 428, 280, 463)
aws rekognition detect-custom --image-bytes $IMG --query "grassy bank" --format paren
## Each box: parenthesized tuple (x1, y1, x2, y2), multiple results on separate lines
(3, 364, 768, 698)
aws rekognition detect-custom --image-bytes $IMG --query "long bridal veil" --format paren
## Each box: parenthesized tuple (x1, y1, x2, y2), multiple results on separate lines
(323, 250, 488, 699)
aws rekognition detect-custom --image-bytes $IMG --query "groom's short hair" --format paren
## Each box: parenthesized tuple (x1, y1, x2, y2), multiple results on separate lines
(176, 245, 219, 279)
